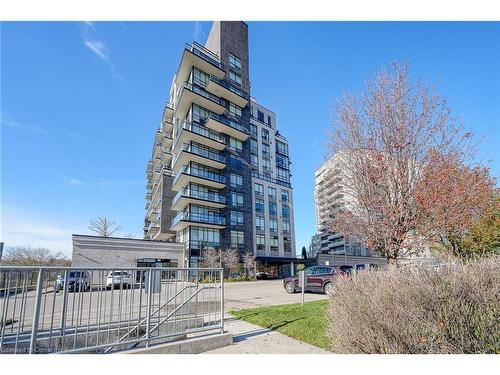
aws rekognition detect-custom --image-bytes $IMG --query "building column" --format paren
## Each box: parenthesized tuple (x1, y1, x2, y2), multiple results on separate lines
(290, 261, 294, 276)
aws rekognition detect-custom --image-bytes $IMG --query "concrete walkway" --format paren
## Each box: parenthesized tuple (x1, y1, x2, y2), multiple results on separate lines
(204, 316, 329, 354)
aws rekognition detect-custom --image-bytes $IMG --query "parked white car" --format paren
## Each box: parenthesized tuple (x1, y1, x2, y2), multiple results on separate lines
(106, 271, 132, 289)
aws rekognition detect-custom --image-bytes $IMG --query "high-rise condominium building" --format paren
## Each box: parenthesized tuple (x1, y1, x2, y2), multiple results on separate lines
(313, 151, 371, 257)
(144, 22, 296, 276)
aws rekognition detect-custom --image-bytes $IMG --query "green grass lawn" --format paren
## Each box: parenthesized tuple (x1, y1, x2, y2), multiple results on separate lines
(230, 300, 330, 350)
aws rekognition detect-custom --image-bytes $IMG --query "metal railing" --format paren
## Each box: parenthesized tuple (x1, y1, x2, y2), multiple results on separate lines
(209, 113, 249, 134)
(172, 212, 226, 228)
(0, 267, 224, 354)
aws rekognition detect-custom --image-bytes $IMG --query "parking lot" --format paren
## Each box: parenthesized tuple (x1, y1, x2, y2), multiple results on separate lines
(224, 279, 328, 312)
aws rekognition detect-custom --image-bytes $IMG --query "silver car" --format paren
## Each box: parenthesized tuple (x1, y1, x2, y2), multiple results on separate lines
(55, 271, 91, 292)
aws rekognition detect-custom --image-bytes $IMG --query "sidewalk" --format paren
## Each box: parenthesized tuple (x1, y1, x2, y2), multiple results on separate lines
(204, 316, 329, 354)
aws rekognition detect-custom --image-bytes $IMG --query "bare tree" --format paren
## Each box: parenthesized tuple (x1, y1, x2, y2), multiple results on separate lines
(88, 217, 121, 237)
(201, 246, 220, 268)
(221, 248, 240, 276)
(1, 245, 70, 266)
(328, 61, 495, 264)
(243, 251, 256, 277)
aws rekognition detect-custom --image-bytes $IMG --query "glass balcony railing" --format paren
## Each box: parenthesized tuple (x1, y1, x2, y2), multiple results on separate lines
(180, 143, 225, 163)
(186, 240, 221, 250)
(251, 171, 291, 188)
(184, 82, 227, 107)
(172, 211, 226, 227)
(175, 121, 225, 146)
(209, 113, 249, 134)
(209, 75, 247, 99)
(187, 42, 223, 70)
(173, 165, 226, 186)
(173, 187, 226, 206)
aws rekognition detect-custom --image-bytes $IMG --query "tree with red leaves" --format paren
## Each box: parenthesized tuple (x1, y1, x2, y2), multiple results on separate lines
(328, 61, 495, 264)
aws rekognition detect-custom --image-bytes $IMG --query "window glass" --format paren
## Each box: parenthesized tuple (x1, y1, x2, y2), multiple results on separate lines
(261, 128, 269, 142)
(229, 137, 243, 152)
(229, 103, 242, 118)
(256, 216, 265, 231)
(268, 187, 277, 200)
(230, 211, 244, 226)
(267, 115, 272, 126)
(192, 67, 209, 87)
(270, 236, 279, 251)
(269, 218, 278, 232)
(282, 205, 290, 218)
(250, 124, 258, 137)
(230, 173, 243, 188)
(269, 201, 277, 216)
(256, 234, 266, 250)
(230, 230, 244, 249)
(251, 153, 259, 167)
(230, 192, 244, 207)
(257, 110, 264, 122)
(255, 198, 264, 213)
(229, 71, 242, 85)
(229, 53, 242, 70)
(254, 183, 264, 197)
(281, 190, 289, 202)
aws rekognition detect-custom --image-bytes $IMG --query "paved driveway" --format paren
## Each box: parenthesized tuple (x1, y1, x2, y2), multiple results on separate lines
(224, 279, 327, 312)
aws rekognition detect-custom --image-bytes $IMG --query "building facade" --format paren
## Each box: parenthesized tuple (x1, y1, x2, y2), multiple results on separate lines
(313, 152, 372, 257)
(72, 235, 184, 268)
(144, 22, 296, 275)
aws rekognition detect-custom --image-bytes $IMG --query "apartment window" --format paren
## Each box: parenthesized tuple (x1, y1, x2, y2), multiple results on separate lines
(284, 239, 291, 253)
(254, 183, 264, 197)
(229, 137, 243, 152)
(270, 236, 279, 252)
(262, 143, 270, 156)
(281, 190, 289, 203)
(190, 227, 220, 248)
(282, 205, 290, 218)
(262, 157, 271, 172)
(229, 71, 242, 86)
(230, 211, 244, 226)
(269, 218, 278, 233)
(276, 140, 288, 155)
(229, 103, 242, 118)
(230, 173, 243, 188)
(192, 103, 210, 123)
(231, 230, 245, 249)
(276, 154, 288, 169)
(267, 115, 272, 126)
(276, 168, 290, 183)
(256, 216, 265, 231)
(268, 187, 277, 200)
(255, 198, 264, 213)
(229, 53, 242, 70)
(251, 153, 259, 167)
(230, 192, 244, 208)
(256, 234, 266, 250)
(250, 138, 258, 151)
(261, 128, 269, 142)
(229, 154, 243, 168)
(250, 124, 258, 138)
(192, 67, 210, 87)
(283, 220, 290, 233)
(269, 201, 277, 216)
(257, 110, 264, 122)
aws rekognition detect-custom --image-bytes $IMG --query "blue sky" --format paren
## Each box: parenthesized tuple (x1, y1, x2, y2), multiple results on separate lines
(1, 21, 499, 256)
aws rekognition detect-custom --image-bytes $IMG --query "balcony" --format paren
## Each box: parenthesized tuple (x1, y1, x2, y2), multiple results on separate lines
(172, 188, 226, 211)
(205, 113, 249, 141)
(174, 121, 226, 151)
(172, 165, 226, 191)
(174, 82, 227, 119)
(172, 143, 226, 172)
(176, 42, 225, 86)
(171, 211, 226, 232)
(252, 171, 291, 188)
(206, 76, 248, 108)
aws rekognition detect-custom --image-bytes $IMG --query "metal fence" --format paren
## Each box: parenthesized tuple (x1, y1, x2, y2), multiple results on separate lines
(0, 266, 224, 354)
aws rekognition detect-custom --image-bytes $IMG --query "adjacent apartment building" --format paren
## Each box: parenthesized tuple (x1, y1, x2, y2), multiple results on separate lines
(144, 21, 296, 276)
(312, 151, 372, 257)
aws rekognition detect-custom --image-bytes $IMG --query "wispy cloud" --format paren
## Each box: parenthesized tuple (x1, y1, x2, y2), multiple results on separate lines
(83, 40, 112, 65)
(193, 21, 205, 42)
(0, 116, 48, 135)
(64, 176, 142, 188)
(1, 205, 81, 255)
(66, 131, 85, 141)
(79, 22, 123, 81)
